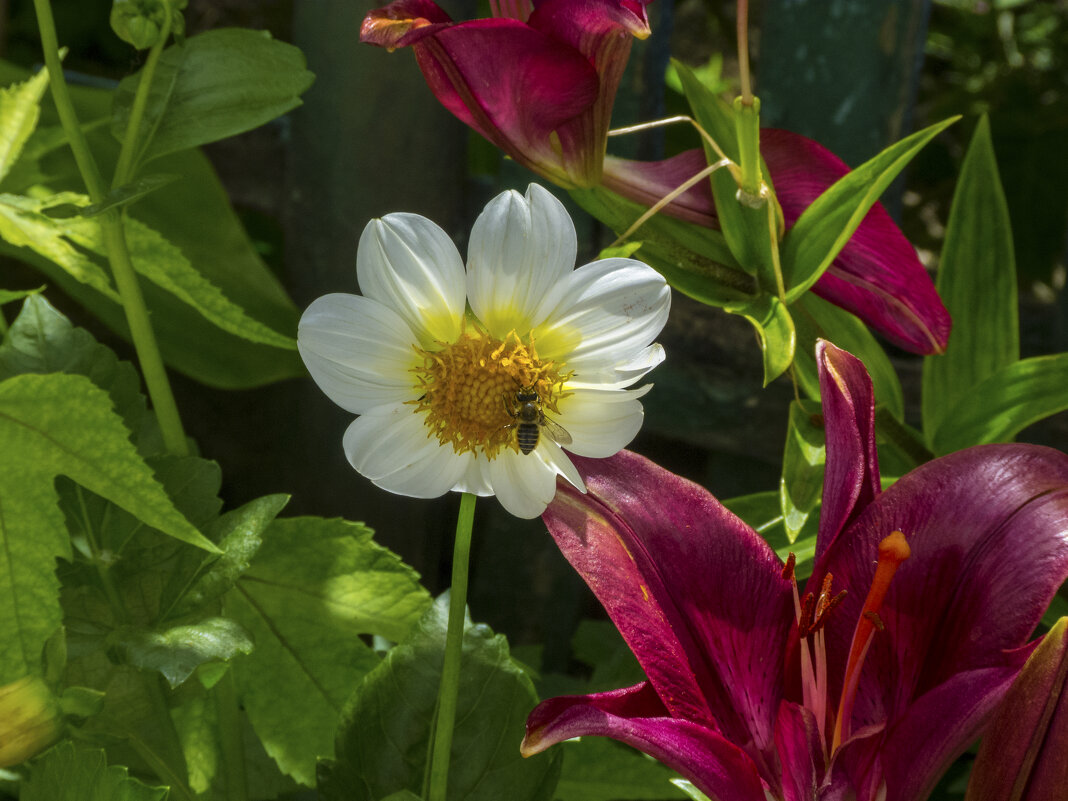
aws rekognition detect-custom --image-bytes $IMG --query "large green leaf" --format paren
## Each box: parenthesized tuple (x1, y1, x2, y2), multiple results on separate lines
(226, 516, 432, 786)
(107, 617, 253, 688)
(930, 354, 1068, 455)
(554, 738, 687, 801)
(21, 742, 166, 801)
(781, 116, 958, 301)
(112, 27, 315, 164)
(0, 65, 49, 184)
(791, 293, 904, 420)
(318, 596, 561, 801)
(0, 372, 214, 683)
(922, 116, 1018, 446)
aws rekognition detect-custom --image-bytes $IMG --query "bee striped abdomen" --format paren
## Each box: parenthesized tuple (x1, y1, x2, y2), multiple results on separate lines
(516, 424, 540, 454)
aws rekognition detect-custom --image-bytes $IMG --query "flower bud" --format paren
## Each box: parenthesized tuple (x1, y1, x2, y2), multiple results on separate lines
(0, 676, 63, 768)
(966, 617, 1068, 801)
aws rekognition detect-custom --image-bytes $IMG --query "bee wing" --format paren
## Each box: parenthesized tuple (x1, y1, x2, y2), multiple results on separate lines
(540, 416, 572, 446)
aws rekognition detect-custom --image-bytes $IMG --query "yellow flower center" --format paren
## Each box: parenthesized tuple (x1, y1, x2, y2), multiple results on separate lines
(412, 324, 569, 458)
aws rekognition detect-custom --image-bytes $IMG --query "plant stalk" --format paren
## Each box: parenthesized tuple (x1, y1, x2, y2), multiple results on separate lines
(427, 492, 477, 801)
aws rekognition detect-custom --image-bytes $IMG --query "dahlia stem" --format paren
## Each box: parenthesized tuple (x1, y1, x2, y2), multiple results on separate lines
(427, 492, 477, 801)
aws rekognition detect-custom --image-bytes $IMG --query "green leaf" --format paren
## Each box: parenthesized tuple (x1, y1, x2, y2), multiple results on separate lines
(110, 0, 183, 50)
(722, 491, 817, 580)
(112, 27, 315, 164)
(670, 780, 713, 801)
(727, 294, 795, 385)
(930, 354, 1068, 455)
(0, 373, 214, 683)
(0, 66, 49, 185)
(571, 619, 644, 691)
(0, 192, 120, 303)
(554, 738, 686, 801)
(779, 399, 826, 543)
(107, 618, 253, 687)
(21, 741, 167, 801)
(791, 293, 904, 419)
(781, 116, 959, 301)
(162, 493, 290, 620)
(44, 173, 180, 218)
(922, 116, 1018, 446)
(226, 516, 432, 785)
(0, 286, 43, 306)
(670, 59, 738, 162)
(318, 595, 561, 801)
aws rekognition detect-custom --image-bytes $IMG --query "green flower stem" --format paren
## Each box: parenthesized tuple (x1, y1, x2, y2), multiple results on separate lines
(32, 0, 188, 457)
(427, 492, 477, 801)
(112, 7, 172, 188)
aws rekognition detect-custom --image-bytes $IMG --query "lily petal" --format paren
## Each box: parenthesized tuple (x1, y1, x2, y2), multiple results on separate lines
(523, 682, 767, 801)
(467, 184, 577, 338)
(356, 213, 466, 346)
(815, 340, 880, 561)
(544, 450, 795, 752)
(297, 293, 418, 414)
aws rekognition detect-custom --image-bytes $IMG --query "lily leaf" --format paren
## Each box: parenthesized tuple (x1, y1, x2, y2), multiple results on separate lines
(318, 595, 561, 801)
(931, 353, 1068, 455)
(780, 399, 826, 543)
(922, 116, 1018, 445)
(112, 27, 314, 165)
(727, 293, 795, 385)
(781, 116, 958, 302)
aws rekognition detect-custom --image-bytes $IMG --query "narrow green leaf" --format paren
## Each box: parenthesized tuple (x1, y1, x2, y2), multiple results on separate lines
(226, 517, 432, 785)
(722, 491, 817, 579)
(727, 294, 795, 385)
(0, 286, 43, 306)
(931, 354, 1068, 455)
(782, 116, 959, 301)
(670, 59, 739, 162)
(318, 596, 561, 801)
(780, 399, 826, 543)
(43, 174, 181, 218)
(21, 742, 167, 801)
(554, 738, 687, 801)
(0, 66, 49, 184)
(108, 617, 253, 687)
(922, 116, 1018, 445)
(792, 293, 904, 419)
(112, 28, 315, 164)
(0, 373, 214, 682)
(671, 780, 714, 801)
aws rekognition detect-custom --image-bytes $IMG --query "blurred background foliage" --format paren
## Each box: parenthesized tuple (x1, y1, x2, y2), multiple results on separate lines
(0, 0, 1064, 710)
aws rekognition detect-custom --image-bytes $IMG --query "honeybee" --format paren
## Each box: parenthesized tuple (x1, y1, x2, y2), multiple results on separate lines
(505, 385, 572, 455)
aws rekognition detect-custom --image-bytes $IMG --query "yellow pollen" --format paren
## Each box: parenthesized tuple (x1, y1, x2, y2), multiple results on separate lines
(411, 324, 569, 458)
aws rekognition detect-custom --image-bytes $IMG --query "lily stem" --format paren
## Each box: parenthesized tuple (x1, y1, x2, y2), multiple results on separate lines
(32, 0, 188, 457)
(427, 492, 477, 801)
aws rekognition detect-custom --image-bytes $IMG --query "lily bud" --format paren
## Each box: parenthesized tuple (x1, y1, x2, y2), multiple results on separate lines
(966, 617, 1068, 801)
(0, 676, 63, 768)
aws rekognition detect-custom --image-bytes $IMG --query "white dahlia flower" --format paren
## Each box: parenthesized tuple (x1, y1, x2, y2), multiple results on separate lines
(297, 184, 670, 518)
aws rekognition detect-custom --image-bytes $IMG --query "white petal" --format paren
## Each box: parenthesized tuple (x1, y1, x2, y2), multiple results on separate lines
(485, 450, 559, 519)
(342, 405, 472, 498)
(357, 213, 466, 345)
(467, 184, 577, 338)
(556, 387, 650, 458)
(452, 458, 494, 496)
(531, 258, 670, 374)
(298, 293, 418, 414)
(566, 344, 666, 390)
(538, 437, 585, 492)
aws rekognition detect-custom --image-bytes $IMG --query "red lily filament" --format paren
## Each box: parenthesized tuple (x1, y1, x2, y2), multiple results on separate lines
(832, 530, 911, 751)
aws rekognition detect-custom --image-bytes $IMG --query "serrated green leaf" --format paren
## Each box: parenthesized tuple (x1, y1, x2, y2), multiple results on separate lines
(0, 192, 119, 302)
(0, 66, 49, 184)
(226, 516, 431, 785)
(0, 373, 214, 683)
(112, 28, 314, 164)
(791, 293, 904, 420)
(930, 353, 1068, 455)
(779, 399, 826, 543)
(782, 116, 959, 301)
(318, 595, 561, 801)
(922, 116, 1018, 446)
(20, 741, 167, 801)
(554, 738, 687, 801)
(108, 617, 253, 687)
(162, 493, 289, 620)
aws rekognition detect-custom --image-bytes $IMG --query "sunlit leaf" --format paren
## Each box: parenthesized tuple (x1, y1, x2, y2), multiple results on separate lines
(0, 65, 49, 184)
(21, 742, 166, 801)
(780, 399, 826, 543)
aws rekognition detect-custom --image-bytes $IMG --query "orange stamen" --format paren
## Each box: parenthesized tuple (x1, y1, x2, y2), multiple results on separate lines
(832, 531, 911, 751)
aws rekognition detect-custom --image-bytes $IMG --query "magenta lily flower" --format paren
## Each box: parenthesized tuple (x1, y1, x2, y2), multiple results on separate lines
(522, 341, 1068, 801)
(361, 0, 651, 188)
(601, 131, 952, 355)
